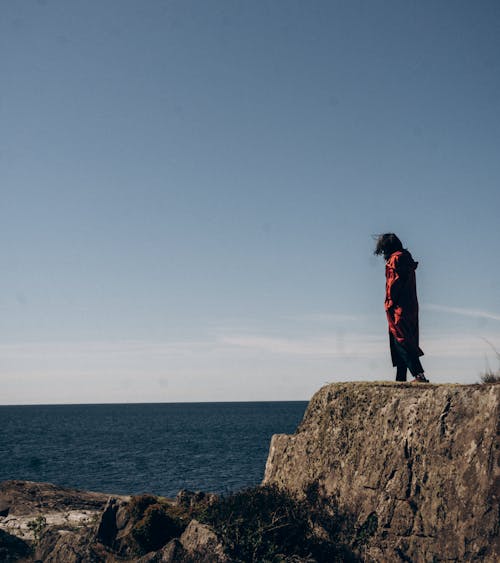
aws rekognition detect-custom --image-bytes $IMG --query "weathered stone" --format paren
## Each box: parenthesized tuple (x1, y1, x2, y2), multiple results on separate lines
(95, 497, 117, 547)
(0, 481, 116, 544)
(263, 381, 500, 562)
(0, 481, 110, 517)
(94, 496, 139, 555)
(179, 519, 229, 562)
(94, 494, 188, 557)
(115, 502, 130, 532)
(137, 538, 187, 562)
(34, 528, 99, 563)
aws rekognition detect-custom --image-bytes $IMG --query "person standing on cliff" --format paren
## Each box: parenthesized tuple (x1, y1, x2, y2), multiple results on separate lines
(374, 233, 429, 383)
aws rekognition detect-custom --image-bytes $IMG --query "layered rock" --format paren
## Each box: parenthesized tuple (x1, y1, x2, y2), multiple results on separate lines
(263, 382, 500, 562)
(0, 482, 226, 562)
(0, 480, 112, 542)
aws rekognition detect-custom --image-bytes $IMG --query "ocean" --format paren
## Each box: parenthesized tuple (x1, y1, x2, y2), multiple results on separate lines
(0, 401, 307, 497)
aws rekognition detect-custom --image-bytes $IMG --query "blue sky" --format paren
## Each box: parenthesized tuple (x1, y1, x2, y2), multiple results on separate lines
(1, 1, 500, 404)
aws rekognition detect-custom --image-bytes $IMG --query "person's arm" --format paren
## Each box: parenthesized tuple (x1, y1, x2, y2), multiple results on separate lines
(387, 254, 410, 308)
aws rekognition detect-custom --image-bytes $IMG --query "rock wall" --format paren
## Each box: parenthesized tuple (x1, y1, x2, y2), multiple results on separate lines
(263, 382, 500, 562)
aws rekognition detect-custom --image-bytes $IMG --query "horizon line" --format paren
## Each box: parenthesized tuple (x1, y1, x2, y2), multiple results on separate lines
(0, 398, 311, 408)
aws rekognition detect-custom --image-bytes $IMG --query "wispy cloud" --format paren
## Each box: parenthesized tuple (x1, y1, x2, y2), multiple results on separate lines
(0, 339, 215, 361)
(218, 333, 384, 357)
(3, 329, 500, 404)
(285, 313, 362, 324)
(423, 303, 500, 322)
(423, 333, 500, 357)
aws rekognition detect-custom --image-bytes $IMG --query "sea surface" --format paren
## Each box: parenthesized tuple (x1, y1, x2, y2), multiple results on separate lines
(0, 402, 307, 497)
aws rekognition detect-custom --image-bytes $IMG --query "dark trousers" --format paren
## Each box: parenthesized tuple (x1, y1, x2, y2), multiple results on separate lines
(391, 336, 424, 381)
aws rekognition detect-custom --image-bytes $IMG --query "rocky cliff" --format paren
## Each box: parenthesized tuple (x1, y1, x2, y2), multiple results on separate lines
(1, 383, 499, 562)
(263, 382, 500, 562)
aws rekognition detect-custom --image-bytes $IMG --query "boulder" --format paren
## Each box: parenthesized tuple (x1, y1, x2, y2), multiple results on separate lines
(179, 519, 229, 562)
(137, 538, 187, 562)
(34, 528, 97, 563)
(95, 497, 128, 548)
(263, 382, 500, 562)
(94, 494, 188, 558)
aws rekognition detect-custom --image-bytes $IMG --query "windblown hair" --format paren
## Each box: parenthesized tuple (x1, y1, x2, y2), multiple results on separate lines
(374, 233, 403, 260)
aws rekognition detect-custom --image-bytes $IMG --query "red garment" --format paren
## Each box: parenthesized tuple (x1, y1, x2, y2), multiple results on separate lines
(385, 249, 423, 365)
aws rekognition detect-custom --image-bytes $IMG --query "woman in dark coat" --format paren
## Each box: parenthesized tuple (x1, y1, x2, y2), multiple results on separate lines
(374, 233, 429, 383)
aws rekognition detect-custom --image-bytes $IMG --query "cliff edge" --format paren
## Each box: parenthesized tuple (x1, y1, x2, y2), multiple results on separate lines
(263, 382, 500, 562)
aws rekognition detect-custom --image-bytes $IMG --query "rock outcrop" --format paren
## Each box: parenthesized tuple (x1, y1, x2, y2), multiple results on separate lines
(0, 482, 227, 562)
(2, 382, 499, 561)
(0, 480, 112, 542)
(263, 382, 500, 562)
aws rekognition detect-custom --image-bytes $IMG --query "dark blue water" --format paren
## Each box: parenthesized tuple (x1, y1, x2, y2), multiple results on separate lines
(0, 402, 307, 497)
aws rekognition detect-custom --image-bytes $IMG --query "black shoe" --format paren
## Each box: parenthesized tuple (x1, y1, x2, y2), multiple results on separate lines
(411, 373, 429, 383)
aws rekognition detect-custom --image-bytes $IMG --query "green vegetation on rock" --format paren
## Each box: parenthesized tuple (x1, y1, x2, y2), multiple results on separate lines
(194, 484, 361, 562)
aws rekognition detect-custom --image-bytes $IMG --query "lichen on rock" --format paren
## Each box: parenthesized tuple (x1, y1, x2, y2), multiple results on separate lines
(263, 382, 500, 562)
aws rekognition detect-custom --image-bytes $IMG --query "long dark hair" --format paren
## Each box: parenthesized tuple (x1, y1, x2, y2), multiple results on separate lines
(373, 233, 403, 260)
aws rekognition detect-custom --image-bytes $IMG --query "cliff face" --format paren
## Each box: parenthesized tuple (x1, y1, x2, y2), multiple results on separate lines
(263, 382, 500, 562)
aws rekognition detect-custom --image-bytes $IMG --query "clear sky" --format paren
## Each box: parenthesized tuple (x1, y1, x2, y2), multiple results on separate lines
(1, 1, 500, 404)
